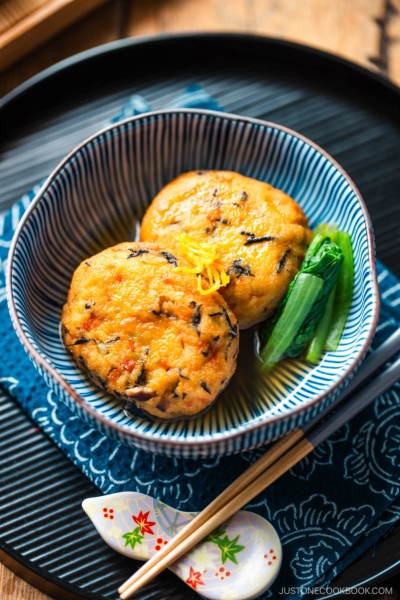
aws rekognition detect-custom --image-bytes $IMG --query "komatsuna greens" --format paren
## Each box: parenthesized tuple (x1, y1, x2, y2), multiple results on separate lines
(259, 233, 344, 371)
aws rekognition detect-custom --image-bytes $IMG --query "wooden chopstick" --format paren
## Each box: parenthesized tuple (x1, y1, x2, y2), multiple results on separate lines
(119, 330, 400, 599)
(118, 427, 304, 595)
(120, 437, 314, 599)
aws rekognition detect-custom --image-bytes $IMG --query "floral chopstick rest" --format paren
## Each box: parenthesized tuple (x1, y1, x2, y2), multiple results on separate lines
(82, 491, 282, 600)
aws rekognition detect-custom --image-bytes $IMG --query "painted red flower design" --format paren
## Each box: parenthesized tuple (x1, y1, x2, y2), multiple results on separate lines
(132, 510, 156, 536)
(186, 566, 205, 590)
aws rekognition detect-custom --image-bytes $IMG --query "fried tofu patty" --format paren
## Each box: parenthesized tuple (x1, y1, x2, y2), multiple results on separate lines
(141, 171, 312, 328)
(61, 242, 239, 420)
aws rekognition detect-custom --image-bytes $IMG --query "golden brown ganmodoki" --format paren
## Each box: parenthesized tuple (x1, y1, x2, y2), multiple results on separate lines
(141, 171, 312, 328)
(61, 242, 239, 421)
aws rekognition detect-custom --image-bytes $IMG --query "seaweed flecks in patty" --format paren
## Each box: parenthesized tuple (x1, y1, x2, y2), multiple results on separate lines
(277, 249, 291, 273)
(244, 235, 276, 246)
(61, 242, 239, 421)
(127, 249, 149, 258)
(159, 251, 178, 267)
(200, 381, 211, 394)
(140, 170, 312, 327)
(68, 337, 92, 346)
(191, 303, 202, 334)
(228, 259, 255, 278)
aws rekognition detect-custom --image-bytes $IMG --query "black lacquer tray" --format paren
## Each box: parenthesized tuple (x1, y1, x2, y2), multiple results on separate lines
(1, 34, 400, 599)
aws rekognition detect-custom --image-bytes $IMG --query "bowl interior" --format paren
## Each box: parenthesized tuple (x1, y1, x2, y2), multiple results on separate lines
(10, 110, 377, 450)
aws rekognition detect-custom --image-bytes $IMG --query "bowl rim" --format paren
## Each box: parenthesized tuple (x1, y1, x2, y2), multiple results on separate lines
(7, 108, 380, 448)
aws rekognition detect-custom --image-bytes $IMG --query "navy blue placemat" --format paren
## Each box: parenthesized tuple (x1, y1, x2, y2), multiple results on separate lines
(1, 87, 400, 599)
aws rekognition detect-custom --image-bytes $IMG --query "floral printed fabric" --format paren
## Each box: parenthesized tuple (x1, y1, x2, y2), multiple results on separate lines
(1, 89, 400, 599)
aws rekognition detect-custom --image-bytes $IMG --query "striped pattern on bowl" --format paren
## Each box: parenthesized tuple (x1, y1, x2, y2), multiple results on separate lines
(7, 110, 379, 457)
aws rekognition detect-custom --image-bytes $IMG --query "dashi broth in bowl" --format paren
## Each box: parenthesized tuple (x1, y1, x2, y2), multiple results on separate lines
(7, 109, 379, 457)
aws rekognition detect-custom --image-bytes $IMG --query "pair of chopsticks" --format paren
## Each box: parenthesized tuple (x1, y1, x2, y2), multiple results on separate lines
(118, 329, 400, 599)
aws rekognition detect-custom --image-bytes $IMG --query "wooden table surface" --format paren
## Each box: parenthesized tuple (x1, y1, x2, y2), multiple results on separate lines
(1, 0, 400, 598)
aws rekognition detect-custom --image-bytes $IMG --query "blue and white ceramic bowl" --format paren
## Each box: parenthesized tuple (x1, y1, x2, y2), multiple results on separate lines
(7, 110, 379, 458)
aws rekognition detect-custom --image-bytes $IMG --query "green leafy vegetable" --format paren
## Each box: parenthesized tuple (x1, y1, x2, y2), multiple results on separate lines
(315, 222, 339, 243)
(325, 231, 354, 351)
(305, 287, 335, 364)
(259, 233, 344, 370)
(286, 234, 344, 357)
(260, 273, 323, 371)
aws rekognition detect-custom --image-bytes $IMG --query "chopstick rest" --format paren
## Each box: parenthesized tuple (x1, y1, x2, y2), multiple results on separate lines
(82, 491, 282, 600)
(118, 331, 400, 598)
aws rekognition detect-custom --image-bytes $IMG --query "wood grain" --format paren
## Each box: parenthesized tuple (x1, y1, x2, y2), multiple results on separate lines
(0, 1, 120, 98)
(0, 564, 52, 600)
(1, 0, 400, 98)
(128, 0, 383, 72)
(251, 0, 382, 70)
(1, 1, 400, 599)
(0, 0, 50, 35)
(387, 0, 400, 82)
(0, 0, 110, 71)
(127, 0, 400, 84)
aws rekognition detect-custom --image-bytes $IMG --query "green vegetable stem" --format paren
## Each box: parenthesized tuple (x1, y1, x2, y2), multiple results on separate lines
(286, 234, 344, 357)
(315, 222, 338, 244)
(259, 231, 344, 371)
(325, 231, 354, 351)
(305, 287, 335, 364)
(260, 273, 323, 372)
